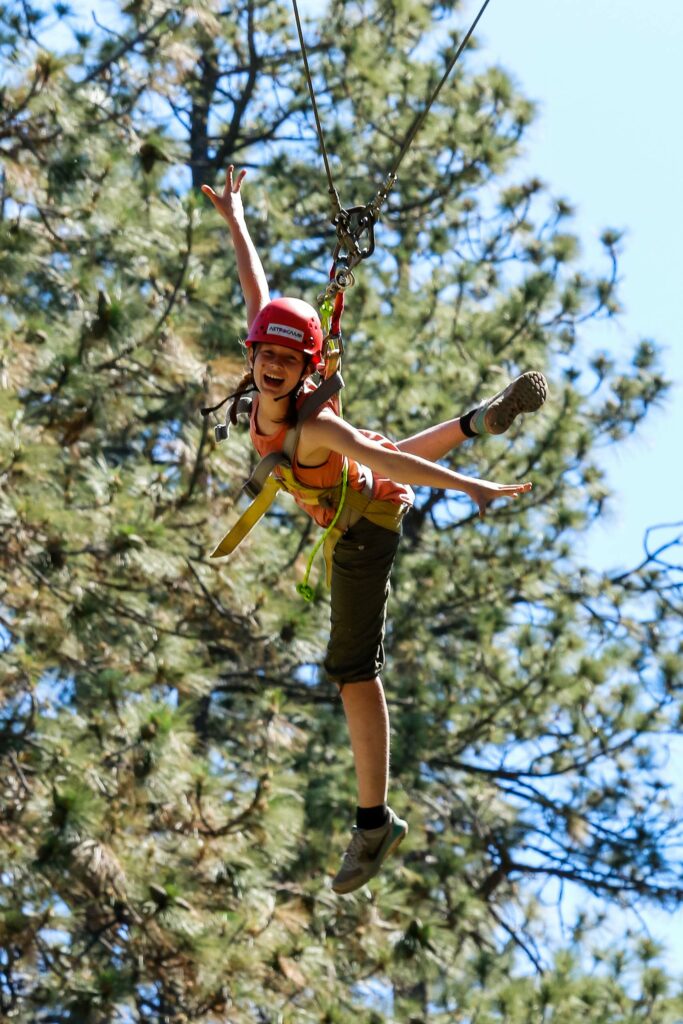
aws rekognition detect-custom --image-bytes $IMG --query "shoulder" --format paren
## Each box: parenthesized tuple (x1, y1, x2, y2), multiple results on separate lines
(296, 406, 341, 464)
(301, 405, 349, 441)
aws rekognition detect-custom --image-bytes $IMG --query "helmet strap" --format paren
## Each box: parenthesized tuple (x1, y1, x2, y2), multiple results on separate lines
(272, 359, 315, 401)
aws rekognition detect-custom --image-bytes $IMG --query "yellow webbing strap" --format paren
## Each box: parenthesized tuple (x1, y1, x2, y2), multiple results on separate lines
(209, 474, 283, 559)
(277, 465, 405, 587)
(318, 490, 406, 587)
(209, 462, 406, 583)
(275, 465, 346, 508)
(342, 487, 406, 532)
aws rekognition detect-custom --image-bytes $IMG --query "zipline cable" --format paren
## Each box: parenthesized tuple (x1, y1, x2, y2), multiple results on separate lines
(290, 0, 495, 270)
(376, 0, 494, 202)
(291, 0, 343, 218)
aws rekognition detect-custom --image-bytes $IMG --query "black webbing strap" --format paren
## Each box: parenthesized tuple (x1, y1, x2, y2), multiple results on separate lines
(379, 0, 493, 194)
(242, 372, 344, 500)
(291, 0, 343, 219)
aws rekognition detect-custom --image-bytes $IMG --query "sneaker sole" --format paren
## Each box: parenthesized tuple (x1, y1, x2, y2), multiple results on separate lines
(485, 371, 548, 435)
(332, 823, 408, 895)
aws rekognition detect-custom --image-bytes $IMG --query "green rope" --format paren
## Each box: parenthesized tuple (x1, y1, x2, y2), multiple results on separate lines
(296, 457, 348, 603)
(296, 298, 346, 602)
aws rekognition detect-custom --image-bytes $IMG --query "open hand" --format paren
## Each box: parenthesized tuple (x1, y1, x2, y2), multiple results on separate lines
(201, 164, 247, 225)
(467, 478, 533, 519)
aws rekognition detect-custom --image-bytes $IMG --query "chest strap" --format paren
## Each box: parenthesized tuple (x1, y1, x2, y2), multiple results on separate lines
(243, 372, 344, 499)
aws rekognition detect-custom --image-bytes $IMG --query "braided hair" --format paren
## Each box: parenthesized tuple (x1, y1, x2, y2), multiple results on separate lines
(227, 368, 257, 426)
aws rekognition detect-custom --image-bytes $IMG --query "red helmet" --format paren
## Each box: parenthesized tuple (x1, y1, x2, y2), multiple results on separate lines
(246, 298, 323, 364)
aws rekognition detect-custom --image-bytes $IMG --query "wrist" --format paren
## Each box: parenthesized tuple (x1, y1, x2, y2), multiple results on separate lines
(215, 202, 244, 228)
(226, 211, 246, 231)
(450, 471, 477, 497)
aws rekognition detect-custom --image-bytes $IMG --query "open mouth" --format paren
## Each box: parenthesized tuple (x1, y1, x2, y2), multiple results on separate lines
(263, 373, 285, 387)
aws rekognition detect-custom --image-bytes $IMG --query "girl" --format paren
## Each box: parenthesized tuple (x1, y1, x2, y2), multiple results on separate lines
(202, 167, 547, 895)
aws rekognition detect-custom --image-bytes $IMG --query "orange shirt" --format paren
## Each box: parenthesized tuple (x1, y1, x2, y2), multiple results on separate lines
(249, 386, 414, 529)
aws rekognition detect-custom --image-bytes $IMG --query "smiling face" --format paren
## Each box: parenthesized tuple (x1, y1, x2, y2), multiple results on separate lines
(251, 343, 307, 399)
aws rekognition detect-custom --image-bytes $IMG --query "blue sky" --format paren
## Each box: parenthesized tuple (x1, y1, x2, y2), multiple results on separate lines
(475, 0, 683, 970)
(475, 0, 682, 574)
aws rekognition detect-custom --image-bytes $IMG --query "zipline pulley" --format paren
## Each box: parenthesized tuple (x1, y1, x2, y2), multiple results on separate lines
(327, 172, 398, 283)
(333, 204, 376, 265)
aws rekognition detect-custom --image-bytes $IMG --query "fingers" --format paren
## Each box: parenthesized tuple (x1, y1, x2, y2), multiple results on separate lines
(201, 185, 220, 209)
(476, 480, 532, 518)
(497, 482, 532, 496)
(226, 164, 246, 193)
(202, 166, 246, 206)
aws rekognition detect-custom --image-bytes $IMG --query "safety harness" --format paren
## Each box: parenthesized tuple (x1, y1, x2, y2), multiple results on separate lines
(206, 286, 405, 600)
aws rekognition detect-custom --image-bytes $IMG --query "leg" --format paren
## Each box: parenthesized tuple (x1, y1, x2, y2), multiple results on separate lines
(332, 676, 408, 896)
(325, 521, 408, 893)
(337, 676, 389, 808)
(395, 370, 548, 460)
(395, 415, 468, 461)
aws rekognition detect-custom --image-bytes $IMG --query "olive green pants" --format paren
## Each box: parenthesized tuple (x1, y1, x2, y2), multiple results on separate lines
(324, 517, 402, 685)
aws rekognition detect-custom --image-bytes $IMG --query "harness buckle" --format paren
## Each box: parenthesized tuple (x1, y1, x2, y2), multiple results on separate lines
(319, 261, 355, 304)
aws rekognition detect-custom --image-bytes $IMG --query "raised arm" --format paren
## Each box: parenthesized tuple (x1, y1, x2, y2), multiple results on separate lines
(201, 165, 270, 329)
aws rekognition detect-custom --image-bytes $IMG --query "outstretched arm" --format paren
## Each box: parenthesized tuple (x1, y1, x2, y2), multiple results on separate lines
(201, 165, 270, 329)
(301, 413, 532, 518)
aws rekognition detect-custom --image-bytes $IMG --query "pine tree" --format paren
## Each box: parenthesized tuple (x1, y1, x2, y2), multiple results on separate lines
(1, 1, 682, 1021)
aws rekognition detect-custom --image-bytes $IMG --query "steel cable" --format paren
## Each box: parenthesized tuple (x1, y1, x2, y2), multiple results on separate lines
(291, 0, 494, 254)
(291, 0, 342, 216)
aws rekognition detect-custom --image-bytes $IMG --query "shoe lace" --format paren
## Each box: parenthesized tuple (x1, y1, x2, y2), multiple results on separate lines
(341, 828, 368, 871)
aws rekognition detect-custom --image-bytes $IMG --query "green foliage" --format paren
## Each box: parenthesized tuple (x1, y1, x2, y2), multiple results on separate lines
(0, 0, 681, 1021)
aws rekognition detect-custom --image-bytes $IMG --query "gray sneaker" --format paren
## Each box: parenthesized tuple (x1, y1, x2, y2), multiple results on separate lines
(473, 371, 548, 435)
(332, 808, 408, 895)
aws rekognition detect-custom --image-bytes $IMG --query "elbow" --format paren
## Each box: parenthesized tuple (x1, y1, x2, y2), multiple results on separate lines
(367, 453, 409, 483)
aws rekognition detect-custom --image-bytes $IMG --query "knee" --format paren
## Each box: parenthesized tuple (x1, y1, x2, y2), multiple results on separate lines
(336, 676, 383, 701)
